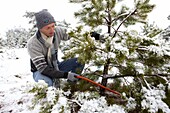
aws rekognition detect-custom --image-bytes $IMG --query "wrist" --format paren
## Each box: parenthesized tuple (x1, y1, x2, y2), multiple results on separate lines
(64, 72, 68, 78)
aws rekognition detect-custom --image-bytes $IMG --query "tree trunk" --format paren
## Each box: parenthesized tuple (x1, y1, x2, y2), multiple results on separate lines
(108, 22, 111, 33)
(100, 2, 112, 95)
(100, 58, 110, 95)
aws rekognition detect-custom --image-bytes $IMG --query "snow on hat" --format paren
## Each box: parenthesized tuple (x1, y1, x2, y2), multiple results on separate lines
(35, 9, 55, 29)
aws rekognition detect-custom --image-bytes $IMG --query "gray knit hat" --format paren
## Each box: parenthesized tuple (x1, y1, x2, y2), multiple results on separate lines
(35, 9, 55, 29)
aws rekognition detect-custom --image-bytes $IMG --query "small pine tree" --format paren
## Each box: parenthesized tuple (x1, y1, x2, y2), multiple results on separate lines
(23, 11, 37, 36)
(5, 27, 30, 48)
(61, 0, 170, 111)
(0, 35, 6, 49)
(161, 15, 170, 41)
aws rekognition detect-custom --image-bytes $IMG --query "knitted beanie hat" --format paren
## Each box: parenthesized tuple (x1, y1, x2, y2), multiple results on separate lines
(35, 9, 55, 29)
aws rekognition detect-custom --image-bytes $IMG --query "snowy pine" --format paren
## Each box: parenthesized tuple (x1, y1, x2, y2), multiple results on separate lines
(5, 27, 30, 48)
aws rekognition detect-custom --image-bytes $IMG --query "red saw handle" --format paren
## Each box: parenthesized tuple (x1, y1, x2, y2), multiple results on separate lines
(76, 75, 121, 96)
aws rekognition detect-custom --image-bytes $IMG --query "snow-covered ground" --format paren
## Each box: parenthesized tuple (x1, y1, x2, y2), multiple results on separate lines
(0, 48, 126, 113)
(0, 48, 36, 113)
(0, 48, 170, 113)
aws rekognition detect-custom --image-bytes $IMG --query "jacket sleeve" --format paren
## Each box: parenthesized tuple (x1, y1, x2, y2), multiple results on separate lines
(27, 38, 68, 79)
(55, 27, 70, 41)
(42, 67, 68, 78)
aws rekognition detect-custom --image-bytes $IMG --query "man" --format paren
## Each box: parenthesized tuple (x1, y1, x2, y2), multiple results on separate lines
(27, 9, 84, 87)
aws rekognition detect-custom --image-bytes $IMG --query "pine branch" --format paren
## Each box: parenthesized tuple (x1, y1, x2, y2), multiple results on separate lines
(103, 16, 109, 24)
(104, 74, 170, 79)
(141, 76, 151, 89)
(113, 8, 137, 37)
(112, 12, 129, 23)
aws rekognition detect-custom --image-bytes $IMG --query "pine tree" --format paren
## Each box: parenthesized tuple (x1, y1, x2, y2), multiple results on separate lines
(5, 27, 30, 48)
(61, 0, 170, 107)
(161, 15, 170, 41)
(23, 11, 37, 36)
(0, 34, 6, 48)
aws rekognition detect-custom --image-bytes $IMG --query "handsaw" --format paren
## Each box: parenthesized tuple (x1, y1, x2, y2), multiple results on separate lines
(76, 75, 121, 97)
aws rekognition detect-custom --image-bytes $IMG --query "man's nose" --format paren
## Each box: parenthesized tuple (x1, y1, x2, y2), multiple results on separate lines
(50, 27, 55, 32)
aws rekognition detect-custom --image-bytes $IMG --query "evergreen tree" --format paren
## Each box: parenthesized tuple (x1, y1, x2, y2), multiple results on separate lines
(161, 15, 170, 41)
(0, 34, 6, 48)
(23, 11, 37, 36)
(59, 0, 170, 110)
(5, 27, 30, 48)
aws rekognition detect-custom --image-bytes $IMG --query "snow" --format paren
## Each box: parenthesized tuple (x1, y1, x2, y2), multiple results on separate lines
(141, 86, 170, 113)
(0, 48, 169, 113)
(0, 48, 126, 113)
(126, 97, 136, 110)
(78, 97, 125, 113)
(0, 48, 35, 113)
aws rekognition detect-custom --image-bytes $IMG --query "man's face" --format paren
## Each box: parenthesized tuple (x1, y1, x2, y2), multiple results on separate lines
(40, 23, 55, 37)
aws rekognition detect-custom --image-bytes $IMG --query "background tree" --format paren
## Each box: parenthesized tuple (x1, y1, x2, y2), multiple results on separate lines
(5, 27, 30, 48)
(23, 11, 37, 36)
(0, 34, 6, 49)
(160, 15, 170, 41)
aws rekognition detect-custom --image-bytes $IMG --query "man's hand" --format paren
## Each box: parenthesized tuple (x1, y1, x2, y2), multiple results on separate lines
(67, 72, 79, 83)
(90, 31, 100, 40)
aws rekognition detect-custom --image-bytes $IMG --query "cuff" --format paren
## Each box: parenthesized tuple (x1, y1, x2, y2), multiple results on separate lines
(64, 72, 68, 78)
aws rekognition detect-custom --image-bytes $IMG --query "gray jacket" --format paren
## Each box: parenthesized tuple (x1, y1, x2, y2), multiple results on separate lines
(27, 27, 70, 78)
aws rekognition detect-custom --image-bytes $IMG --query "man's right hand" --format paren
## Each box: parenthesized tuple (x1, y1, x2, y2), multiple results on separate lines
(67, 72, 79, 83)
